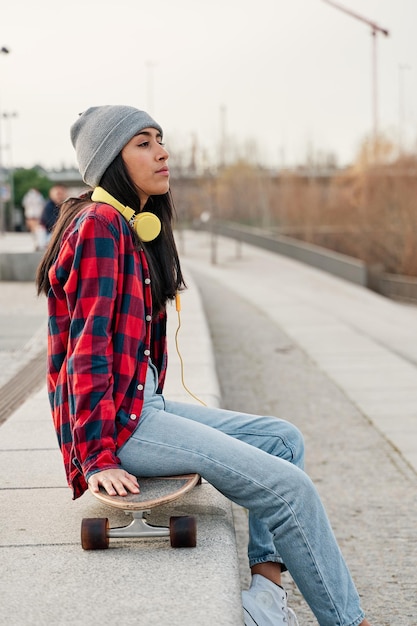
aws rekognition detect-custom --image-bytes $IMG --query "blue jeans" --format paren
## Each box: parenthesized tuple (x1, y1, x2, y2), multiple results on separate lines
(118, 364, 365, 626)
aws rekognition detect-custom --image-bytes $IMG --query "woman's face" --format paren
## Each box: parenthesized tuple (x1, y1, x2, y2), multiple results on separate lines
(121, 127, 170, 209)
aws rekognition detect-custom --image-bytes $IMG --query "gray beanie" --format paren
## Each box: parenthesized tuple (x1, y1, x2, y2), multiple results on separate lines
(70, 105, 163, 187)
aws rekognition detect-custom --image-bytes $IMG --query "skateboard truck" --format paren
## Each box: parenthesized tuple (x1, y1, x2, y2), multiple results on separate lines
(108, 511, 172, 539)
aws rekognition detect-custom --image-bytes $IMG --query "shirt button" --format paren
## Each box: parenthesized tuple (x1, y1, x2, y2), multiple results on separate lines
(145, 278, 151, 284)
(137, 383, 144, 391)
(144, 349, 150, 356)
(146, 315, 152, 322)
(130, 413, 137, 421)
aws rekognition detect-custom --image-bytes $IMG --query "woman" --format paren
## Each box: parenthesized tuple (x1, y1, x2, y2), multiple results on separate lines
(36, 105, 372, 626)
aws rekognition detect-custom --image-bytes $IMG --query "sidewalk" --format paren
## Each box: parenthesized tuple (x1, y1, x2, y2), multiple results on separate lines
(2, 230, 417, 625)
(181, 230, 417, 475)
(0, 236, 243, 626)
(182, 232, 417, 625)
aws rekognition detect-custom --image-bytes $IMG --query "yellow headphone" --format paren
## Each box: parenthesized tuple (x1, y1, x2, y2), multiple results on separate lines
(91, 186, 161, 242)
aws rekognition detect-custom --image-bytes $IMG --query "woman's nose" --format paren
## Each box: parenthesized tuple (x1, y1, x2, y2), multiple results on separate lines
(158, 145, 169, 160)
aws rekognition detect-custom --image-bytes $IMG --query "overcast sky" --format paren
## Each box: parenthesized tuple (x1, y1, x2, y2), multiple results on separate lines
(1, 0, 416, 171)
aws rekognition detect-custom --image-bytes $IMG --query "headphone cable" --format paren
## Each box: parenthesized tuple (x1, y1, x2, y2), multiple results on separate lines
(174, 293, 207, 407)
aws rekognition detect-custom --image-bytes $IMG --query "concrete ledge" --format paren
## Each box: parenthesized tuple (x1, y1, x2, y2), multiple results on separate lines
(378, 271, 417, 303)
(0, 270, 244, 625)
(0, 251, 43, 281)
(206, 221, 368, 287)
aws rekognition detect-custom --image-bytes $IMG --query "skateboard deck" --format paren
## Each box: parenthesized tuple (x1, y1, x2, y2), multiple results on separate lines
(90, 473, 200, 510)
(81, 474, 200, 550)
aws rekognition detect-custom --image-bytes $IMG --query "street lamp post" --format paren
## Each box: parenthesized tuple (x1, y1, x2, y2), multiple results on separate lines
(322, 0, 389, 161)
(2, 111, 18, 229)
(398, 64, 411, 156)
(146, 61, 157, 113)
(0, 46, 10, 234)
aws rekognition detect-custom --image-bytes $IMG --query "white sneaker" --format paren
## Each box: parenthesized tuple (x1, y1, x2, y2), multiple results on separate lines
(242, 575, 299, 626)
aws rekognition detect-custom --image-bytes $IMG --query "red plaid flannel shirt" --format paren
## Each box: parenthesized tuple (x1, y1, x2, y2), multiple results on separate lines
(47, 202, 167, 499)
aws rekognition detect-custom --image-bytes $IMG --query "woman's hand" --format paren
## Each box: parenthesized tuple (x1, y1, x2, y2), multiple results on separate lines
(88, 468, 140, 497)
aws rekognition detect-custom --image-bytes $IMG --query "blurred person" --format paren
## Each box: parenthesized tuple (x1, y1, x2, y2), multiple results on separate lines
(36, 105, 373, 626)
(22, 187, 45, 250)
(39, 184, 68, 246)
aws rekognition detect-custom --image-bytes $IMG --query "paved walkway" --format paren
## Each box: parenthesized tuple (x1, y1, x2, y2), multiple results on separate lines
(2, 230, 417, 624)
(179, 230, 417, 625)
(181, 230, 417, 475)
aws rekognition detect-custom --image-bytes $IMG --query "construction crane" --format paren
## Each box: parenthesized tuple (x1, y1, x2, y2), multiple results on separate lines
(322, 0, 389, 159)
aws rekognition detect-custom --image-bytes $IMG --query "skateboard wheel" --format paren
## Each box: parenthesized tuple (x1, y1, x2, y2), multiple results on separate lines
(81, 518, 109, 550)
(169, 516, 197, 548)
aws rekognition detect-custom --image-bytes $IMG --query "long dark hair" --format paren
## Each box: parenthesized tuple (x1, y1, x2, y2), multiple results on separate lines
(36, 153, 186, 315)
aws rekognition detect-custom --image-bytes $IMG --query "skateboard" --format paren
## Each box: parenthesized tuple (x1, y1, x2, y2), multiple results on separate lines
(81, 473, 200, 550)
